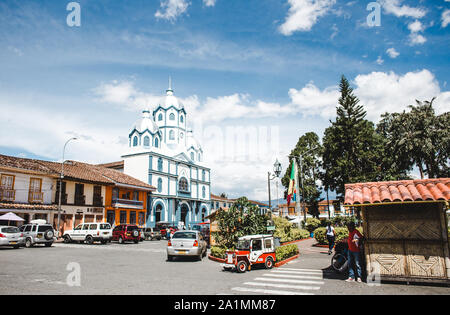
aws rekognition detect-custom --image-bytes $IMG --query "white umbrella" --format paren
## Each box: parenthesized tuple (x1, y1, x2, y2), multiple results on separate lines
(0, 212, 25, 226)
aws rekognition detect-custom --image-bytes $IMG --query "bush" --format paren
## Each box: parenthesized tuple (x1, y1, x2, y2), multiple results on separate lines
(289, 228, 310, 241)
(275, 244, 299, 262)
(313, 227, 351, 245)
(305, 218, 321, 233)
(273, 217, 310, 243)
(210, 246, 227, 259)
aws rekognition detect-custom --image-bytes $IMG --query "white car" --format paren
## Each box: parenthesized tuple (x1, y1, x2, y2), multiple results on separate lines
(63, 222, 113, 245)
(0, 226, 24, 249)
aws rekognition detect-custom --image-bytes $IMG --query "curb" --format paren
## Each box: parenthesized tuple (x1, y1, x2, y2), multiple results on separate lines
(280, 238, 312, 246)
(275, 254, 300, 267)
(208, 254, 226, 263)
(313, 243, 330, 248)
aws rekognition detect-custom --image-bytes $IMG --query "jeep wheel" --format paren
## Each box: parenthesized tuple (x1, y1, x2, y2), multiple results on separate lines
(44, 230, 54, 241)
(237, 260, 248, 273)
(86, 236, 94, 245)
(118, 237, 124, 244)
(265, 257, 274, 269)
(25, 238, 33, 248)
(64, 235, 72, 244)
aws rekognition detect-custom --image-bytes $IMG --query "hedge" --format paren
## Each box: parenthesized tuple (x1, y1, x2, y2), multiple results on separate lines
(314, 227, 364, 245)
(276, 244, 299, 262)
(210, 246, 227, 259)
(273, 217, 310, 242)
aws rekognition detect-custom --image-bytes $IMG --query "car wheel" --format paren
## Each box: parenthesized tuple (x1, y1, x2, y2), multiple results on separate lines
(167, 255, 173, 261)
(101, 240, 107, 245)
(45, 242, 53, 247)
(134, 239, 139, 244)
(86, 236, 94, 245)
(265, 257, 274, 269)
(237, 260, 247, 273)
(64, 235, 72, 244)
(13, 245, 20, 249)
(119, 237, 124, 244)
(25, 238, 33, 248)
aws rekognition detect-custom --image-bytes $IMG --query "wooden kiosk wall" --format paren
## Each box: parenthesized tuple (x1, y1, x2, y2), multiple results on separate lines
(361, 202, 450, 284)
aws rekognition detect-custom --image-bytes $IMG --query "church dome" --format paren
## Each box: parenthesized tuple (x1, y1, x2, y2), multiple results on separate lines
(133, 109, 159, 134)
(159, 89, 184, 110)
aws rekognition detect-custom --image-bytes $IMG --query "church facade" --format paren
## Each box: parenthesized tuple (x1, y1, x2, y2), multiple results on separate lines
(121, 82, 211, 228)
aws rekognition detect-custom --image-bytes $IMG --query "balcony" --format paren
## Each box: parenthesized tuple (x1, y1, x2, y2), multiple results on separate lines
(93, 195, 103, 207)
(28, 191, 44, 204)
(0, 188, 15, 202)
(74, 195, 86, 206)
(55, 193, 68, 205)
(112, 198, 144, 210)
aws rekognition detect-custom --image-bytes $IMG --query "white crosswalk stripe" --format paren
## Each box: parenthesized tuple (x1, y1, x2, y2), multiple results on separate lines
(231, 268, 325, 295)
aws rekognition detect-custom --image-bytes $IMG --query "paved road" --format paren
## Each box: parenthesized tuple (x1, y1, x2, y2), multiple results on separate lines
(0, 238, 449, 295)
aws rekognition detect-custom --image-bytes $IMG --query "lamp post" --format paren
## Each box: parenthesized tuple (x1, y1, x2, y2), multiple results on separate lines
(267, 159, 282, 212)
(289, 146, 319, 223)
(57, 137, 77, 238)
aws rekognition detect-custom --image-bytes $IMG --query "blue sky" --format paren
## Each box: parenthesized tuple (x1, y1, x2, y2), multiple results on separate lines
(0, 0, 449, 200)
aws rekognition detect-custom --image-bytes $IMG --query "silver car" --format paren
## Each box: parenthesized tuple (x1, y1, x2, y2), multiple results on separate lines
(0, 226, 24, 249)
(167, 230, 207, 261)
(19, 223, 55, 248)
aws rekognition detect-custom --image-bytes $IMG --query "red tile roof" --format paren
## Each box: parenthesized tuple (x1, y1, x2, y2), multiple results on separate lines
(344, 178, 450, 205)
(0, 154, 58, 176)
(97, 161, 124, 169)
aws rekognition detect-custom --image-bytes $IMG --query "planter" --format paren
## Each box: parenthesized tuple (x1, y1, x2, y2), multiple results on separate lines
(313, 243, 329, 248)
(275, 254, 300, 267)
(208, 254, 226, 263)
(280, 237, 312, 246)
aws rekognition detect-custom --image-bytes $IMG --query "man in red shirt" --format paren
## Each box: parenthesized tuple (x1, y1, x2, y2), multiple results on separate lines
(346, 222, 363, 283)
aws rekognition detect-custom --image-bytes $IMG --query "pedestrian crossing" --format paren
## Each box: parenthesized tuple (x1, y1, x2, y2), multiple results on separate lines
(231, 267, 325, 295)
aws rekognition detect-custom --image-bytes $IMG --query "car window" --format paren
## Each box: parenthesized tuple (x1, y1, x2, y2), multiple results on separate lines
(172, 232, 197, 239)
(82, 224, 90, 230)
(127, 225, 138, 232)
(37, 225, 53, 232)
(100, 224, 111, 230)
(74, 225, 82, 231)
(264, 239, 272, 249)
(31, 225, 37, 232)
(89, 224, 97, 230)
(2, 227, 19, 233)
(24, 225, 32, 232)
(252, 239, 262, 251)
(19, 225, 25, 232)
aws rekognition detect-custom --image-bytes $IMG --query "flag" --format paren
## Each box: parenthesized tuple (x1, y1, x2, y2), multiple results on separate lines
(287, 160, 296, 206)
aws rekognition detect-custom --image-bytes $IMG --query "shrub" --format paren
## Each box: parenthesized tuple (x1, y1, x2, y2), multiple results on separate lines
(275, 244, 299, 262)
(305, 218, 321, 233)
(313, 227, 352, 245)
(210, 246, 227, 259)
(289, 228, 310, 241)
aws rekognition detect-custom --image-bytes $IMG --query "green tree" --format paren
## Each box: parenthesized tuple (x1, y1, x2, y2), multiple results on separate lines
(281, 132, 323, 218)
(213, 197, 268, 249)
(322, 75, 384, 198)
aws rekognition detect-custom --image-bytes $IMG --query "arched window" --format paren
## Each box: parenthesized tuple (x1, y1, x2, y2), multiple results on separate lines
(169, 130, 175, 140)
(202, 186, 206, 198)
(157, 178, 163, 193)
(202, 170, 205, 181)
(180, 115, 184, 123)
(158, 158, 163, 172)
(158, 113, 163, 121)
(169, 113, 175, 121)
(143, 136, 150, 147)
(190, 152, 194, 161)
(178, 178, 189, 192)
(155, 137, 159, 148)
(133, 136, 138, 147)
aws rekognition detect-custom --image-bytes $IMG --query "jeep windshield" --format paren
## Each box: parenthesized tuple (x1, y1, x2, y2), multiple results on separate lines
(37, 225, 53, 232)
(236, 240, 250, 250)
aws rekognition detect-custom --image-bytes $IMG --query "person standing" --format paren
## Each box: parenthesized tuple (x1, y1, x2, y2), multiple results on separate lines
(346, 222, 363, 283)
(326, 223, 335, 255)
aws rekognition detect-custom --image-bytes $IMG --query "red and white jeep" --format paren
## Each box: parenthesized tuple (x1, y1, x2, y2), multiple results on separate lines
(222, 234, 276, 273)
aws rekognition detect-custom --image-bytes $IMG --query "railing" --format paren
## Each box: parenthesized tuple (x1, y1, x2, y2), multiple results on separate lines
(74, 195, 86, 206)
(93, 195, 103, 207)
(112, 198, 143, 209)
(0, 188, 15, 202)
(28, 191, 44, 203)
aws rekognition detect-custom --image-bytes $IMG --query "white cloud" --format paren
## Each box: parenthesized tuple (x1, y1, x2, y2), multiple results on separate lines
(386, 47, 400, 58)
(377, 0, 426, 18)
(408, 20, 424, 32)
(155, 0, 190, 21)
(442, 9, 450, 28)
(407, 20, 427, 45)
(203, 0, 216, 7)
(279, 0, 336, 35)
(376, 56, 384, 65)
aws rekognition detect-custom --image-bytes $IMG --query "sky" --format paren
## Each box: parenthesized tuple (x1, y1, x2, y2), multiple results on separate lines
(0, 0, 449, 201)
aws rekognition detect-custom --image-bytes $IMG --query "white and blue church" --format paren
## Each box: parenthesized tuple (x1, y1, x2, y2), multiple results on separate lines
(121, 81, 211, 229)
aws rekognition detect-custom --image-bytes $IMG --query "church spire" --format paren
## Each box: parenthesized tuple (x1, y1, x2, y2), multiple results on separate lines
(166, 76, 174, 95)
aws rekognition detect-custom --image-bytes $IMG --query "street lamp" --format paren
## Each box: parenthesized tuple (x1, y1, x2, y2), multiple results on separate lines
(289, 146, 319, 222)
(268, 159, 282, 211)
(57, 137, 77, 238)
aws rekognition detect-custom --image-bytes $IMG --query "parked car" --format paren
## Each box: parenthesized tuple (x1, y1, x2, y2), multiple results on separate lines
(0, 226, 24, 249)
(19, 221, 55, 248)
(142, 227, 162, 241)
(112, 224, 140, 244)
(63, 223, 113, 245)
(155, 222, 171, 239)
(167, 230, 207, 261)
(222, 235, 276, 273)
